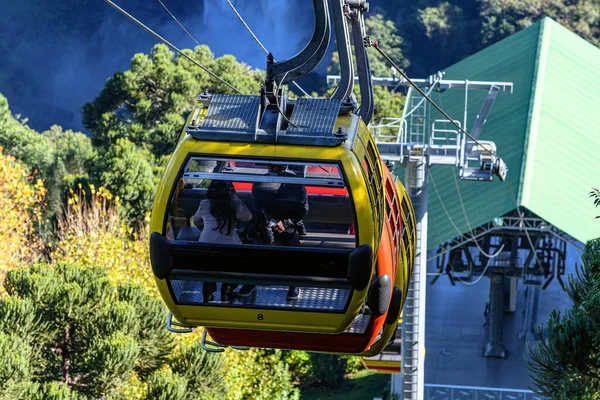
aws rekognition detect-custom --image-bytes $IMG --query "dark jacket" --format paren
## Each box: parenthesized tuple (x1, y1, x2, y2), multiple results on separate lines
(251, 171, 309, 243)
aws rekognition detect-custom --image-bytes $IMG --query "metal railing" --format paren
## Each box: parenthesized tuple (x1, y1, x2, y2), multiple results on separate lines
(423, 384, 548, 400)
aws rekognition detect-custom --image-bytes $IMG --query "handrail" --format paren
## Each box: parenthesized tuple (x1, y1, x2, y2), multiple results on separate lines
(170, 269, 352, 289)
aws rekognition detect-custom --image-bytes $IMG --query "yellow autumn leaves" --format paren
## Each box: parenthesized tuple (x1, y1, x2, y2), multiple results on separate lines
(0, 148, 45, 278)
(0, 147, 155, 293)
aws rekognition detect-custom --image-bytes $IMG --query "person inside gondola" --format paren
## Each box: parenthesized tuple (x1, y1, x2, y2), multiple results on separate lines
(194, 180, 252, 302)
(238, 164, 309, 301)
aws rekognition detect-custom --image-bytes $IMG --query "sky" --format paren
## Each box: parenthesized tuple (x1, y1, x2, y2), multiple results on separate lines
(0, 0, 319, 133)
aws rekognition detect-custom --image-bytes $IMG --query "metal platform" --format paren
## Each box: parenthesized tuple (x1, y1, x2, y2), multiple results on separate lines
(185, 95, 346, 146)
(281, 98, 344, 146)
(187, 94, 261, 141)
(171, 280, 350, 312)
(343, 310, 371, 334)
(367, 352, 401, 363)
(423, 384, 547, 400)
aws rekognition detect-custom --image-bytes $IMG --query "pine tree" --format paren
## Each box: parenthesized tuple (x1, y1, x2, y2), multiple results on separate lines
(0, 263, 174, 398)
(527, 238, 600, 399)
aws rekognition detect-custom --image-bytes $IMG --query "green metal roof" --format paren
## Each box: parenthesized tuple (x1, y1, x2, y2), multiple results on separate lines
(403, 17, 600, 249)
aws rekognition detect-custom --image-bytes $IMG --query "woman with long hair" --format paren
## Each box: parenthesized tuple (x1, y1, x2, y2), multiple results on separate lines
(194, 180, 252, 244)
(193, 180, 252, 302)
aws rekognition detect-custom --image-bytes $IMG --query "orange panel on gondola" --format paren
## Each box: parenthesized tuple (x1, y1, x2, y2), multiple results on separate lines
(205, 169, 409, 355)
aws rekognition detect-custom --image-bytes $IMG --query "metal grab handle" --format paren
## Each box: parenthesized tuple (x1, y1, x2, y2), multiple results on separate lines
(166, 312, 193, 333)
(269, 0, 330, 84)
(201, 329, 226, 353)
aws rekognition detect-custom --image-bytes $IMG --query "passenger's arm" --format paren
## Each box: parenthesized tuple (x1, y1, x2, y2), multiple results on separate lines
(233, 196, 252, 222)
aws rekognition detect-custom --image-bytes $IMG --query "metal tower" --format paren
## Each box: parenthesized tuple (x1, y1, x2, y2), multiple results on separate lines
(329, 73, 513, 399)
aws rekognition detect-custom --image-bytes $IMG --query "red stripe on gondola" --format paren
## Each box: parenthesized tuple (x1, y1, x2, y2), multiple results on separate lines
(232, 182, 348, 196)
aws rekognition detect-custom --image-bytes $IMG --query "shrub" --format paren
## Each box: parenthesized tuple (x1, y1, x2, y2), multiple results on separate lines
(50, 184, 155, 292)
(225, 348, 300, 400)
(0, 147, 45, 283)
(0, 263, 174, 399)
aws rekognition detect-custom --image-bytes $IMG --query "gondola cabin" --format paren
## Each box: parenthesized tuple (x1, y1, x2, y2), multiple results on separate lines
(150, 93, 411, 334)
(205, 167, 416, 355)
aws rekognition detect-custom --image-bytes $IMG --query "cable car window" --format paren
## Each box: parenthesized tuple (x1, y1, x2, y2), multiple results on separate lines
(385, 179, 402, 252)
(168, 156, 356, 250)
(159, 156, 363, 312)
(365, 141, 384, 238)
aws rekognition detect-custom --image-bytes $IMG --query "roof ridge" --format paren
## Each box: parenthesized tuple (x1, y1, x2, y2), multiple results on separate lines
(518, 18, 551, 207)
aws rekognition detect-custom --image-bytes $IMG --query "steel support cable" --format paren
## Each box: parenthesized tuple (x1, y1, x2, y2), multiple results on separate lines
(428, 170, 464, 236)
(430, 90, 504, 259)
(374, 42, 545, 280)
(451, 172, 504, 259)
(158, 0, 201, 47)
(104, 0, 243, 94)
(506, 176, 545, 273)
(429, 169, 503, 286)
(224, 0, 312, 98)
(431, 81, 544, 272)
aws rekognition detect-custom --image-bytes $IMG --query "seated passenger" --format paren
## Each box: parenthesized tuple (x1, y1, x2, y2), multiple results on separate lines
(194, 180, 252, 302)
(238, 164, 309, 301)
(252, 164, 309, 244)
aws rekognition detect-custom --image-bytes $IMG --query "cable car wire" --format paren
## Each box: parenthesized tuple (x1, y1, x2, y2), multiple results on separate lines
(224, 0, 269, 54)
(430, 170, 499, 286)
(223, 0, 312, 98)
(420, 87, 543, 280)
(451, 172, 504, 259)
(104, 0, 243, 94)
(274, 70, 300, 128)
(157, 0, 202, 48)
(431, 91, 543, 270)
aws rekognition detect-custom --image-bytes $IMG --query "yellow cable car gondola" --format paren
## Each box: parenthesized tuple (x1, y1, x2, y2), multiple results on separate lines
(144, 0, 416, 335)
(150, 103, 385, 333)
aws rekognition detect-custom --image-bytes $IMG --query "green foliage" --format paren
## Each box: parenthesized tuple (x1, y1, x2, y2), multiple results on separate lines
(92, 138, 157, 226)
(479, 0, 600, 47)
(372, 86, 406, 125)
(307, 354, 348, 389)
(0, 93, 55, 175)
(33, 382, 85, 400)
(329, 13, 409, 78)
(527, 238, 600, 398)
(0, 263, 174, 398)
(0, 332, 36, 399)
(590, 188, 600, 219)
(42, 125, 94, 216)
(282, 351, 363, 390)
(225, 348, 300, 400)
(416, 2, 475, 66)
(365, 13, 411, 75)
(83, 44, 264, 159)
(144, 369, 187, 400)
(282, 350, 313, 384)
(0, 94, 94, 220)
(299, 369, 389, 400)
(342, 355, 363, 375)
(119, 284, 172, 378)
(80, 332, 141, 396)
(170, 340, 226, 399)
